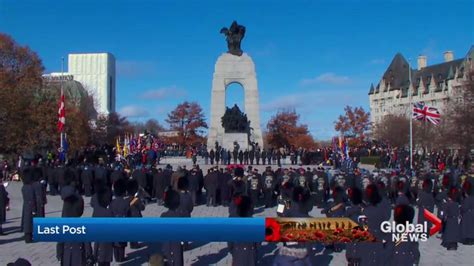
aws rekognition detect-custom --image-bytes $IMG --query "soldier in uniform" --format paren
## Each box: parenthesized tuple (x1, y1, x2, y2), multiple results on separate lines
(161, 189, 185, 266)
(249, 149, 255, 165)
(435, 175, 450, 218)
(81, 161, 94, 197)
(219, 168, 232, 206)
(21, 167, 36, 243)
(345, 187, 364, 265)
(57, 193, 93, 266)
(92, 188, 114, 265)
(262, 167, 276, 208)
(0, 181, 9, 235)
(387, 204, 420, 265)
(153, 167, 165, 204)
(273, 186, 313, 265)
(204, 168, 218, 206)
(247, 169, 262, 207)
(261, 149, 267, 165)
(244, 150, 249, 165)
(32, 167, 47, 218)
(395, 180, 410, 205)
(416, 179, 435, 225)
(126, 179, 145, 249)
(255, 149, 261, 165)
(132, 166, 147, 191)
(209, 149, 215, 165)
(229, 167, 247, 197)
(176, 177, 193, 217)
(228, 195, 257, 266)
(188, 168, 200, 206)
(460, 178, 474, 245)
(441, 187, 461, 250)
(109, 179, 129, 262)
(238, 150, 244, 165)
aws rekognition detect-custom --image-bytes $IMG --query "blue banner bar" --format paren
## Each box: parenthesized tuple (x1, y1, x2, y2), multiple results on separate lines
(33, 217, 266, 242)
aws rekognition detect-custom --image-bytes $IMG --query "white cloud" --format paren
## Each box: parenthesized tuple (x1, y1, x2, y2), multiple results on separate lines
(119, 105, 150, 118)
(139, 86, 187, 100)
(300, 72, 351, 86)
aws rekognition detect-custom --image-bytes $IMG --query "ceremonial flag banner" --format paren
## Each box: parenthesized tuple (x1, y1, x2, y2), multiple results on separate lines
(412, 102, 441, 125)
(57, 88, 65, 132)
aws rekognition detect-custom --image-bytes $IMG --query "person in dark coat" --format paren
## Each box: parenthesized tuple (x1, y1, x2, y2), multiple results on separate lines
(228, 195, 257, 266)
(255, 149, 261, 165)
(21, 167, 36, 243)
(126, 179, 145, 250)
(441, 187, 461, 250)
(249, 149, 255, 165)
(80, 162, 94, 197)
(32, 170, 47, 218)
(324, 186, 346, 218)
(176, 177, 193, 217)
(204, 168, 218, 206)
(132, 166, 147, 190)
(387, 204, 420, 266)
(229, 167, 247, 197)
(47, 163, 58, 195)
(274, 187, 313, 265)
(110, 166, 125, 185)
(395, 180, 410, 205)
(161, 189, 185, 266)
(153, 168, 165, 204)
(92, 188, 114, 265)
(188, 169, 200, 206)
(460, 178, 474, 245)
(417, 179, 435, 225)
(247, 171, 262, 207)
(244, 150, 249, 165)
(262, 168, 276, 208)
(219, 168, 232, 206)
(209, 149, 215, 165)
(359, 184, 389, 265)
(345, 187, 364, 265)
(94, 163, 109, 186)
(0, 182, 9, 235)
(238, 150, 244, 165)
(57, 193, 93, 266)
(109, 179, 129, 262)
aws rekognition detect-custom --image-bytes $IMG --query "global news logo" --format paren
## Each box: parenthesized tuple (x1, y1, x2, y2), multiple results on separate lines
(380, 209, 442, 243)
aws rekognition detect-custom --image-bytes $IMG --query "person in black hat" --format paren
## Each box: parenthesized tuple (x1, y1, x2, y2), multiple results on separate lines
(416, 179, 435, 225)
(229, 167, 247, 197)
(92, 188, 114, 265)
(460, 178, 474, 245)
(324, 186, 346, 218)
(284, 186, 312, 217)
(20, 166, 36, 243)
(218, 167, 232, 206)
(161, 188, 184, 266)
(110, 178, 129, 262)
(176, 177, 193, 217)
(228, 195, 257, 266)
(0, 181, 9, 235)
(441, 187, 461, 250)
(126, 179, 145, 249)
(395, 180, 410, 205)
(57, 193, 93, 266)
(387, 204, 420, 266)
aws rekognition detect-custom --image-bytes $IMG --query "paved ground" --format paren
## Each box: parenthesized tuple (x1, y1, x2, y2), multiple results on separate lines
(1, 164, 473, 265)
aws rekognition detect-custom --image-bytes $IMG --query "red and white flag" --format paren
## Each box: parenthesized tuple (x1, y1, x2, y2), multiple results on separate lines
(58, 89, 65, 132)
(413, 102, 441, 125)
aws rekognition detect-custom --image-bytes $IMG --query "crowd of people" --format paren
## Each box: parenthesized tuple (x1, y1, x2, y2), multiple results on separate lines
(1, 148, 473, 266)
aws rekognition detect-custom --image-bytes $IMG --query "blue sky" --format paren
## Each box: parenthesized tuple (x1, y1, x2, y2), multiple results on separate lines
(1, 0, 473, 140)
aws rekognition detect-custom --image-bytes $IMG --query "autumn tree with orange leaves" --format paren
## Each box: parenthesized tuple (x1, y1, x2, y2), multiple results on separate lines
(334, 106, 370, 146)
(266, 110, 317, 149)
(166, 101, 207, 146)
(0, 33, 94, 156)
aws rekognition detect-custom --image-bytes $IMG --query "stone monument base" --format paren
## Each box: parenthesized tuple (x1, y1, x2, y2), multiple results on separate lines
(222, 133, 249, 151)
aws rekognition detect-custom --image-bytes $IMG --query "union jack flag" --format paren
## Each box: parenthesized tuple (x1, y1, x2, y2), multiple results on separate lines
(57, 88, 65, 132)
(413, 102, 441, 125)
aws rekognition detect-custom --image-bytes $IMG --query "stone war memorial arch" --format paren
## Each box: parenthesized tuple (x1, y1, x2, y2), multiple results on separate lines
(207, 21, 264, 151)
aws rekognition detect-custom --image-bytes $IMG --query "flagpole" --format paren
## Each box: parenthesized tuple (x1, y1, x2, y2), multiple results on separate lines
(408, 59, 413, 170)
(60, 57, 65, 156)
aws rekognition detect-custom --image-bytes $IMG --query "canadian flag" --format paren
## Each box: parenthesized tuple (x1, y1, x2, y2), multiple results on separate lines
(58, 88, 65, 132)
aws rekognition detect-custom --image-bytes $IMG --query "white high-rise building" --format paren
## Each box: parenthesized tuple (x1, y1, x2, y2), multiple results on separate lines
(67, 53, 116, 115)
